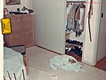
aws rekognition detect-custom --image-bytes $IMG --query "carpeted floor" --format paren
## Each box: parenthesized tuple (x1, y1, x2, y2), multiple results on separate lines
(26, 46, 106, 80)
(28, 67, 57, 80)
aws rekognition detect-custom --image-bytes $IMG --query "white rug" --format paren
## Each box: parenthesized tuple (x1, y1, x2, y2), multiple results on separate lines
(26, 46, 106, 80)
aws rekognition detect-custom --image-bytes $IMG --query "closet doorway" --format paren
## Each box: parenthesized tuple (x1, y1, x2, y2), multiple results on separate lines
(65, 1, 86, 62)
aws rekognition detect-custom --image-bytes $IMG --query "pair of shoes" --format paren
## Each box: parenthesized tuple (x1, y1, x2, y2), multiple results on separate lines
(72, 40, 83, 47)
(66, 39, 72, 44)
(66, 39, 83, 47)
(69, 46, 82, 57)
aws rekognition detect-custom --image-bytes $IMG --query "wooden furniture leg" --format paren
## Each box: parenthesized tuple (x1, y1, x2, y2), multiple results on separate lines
(23, 55, 29, 74)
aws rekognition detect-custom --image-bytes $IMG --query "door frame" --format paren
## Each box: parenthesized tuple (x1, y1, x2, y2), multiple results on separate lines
(0, 0, 4, 79)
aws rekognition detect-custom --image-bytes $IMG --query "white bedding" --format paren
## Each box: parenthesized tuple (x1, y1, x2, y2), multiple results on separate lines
(4, 47, 29, 80)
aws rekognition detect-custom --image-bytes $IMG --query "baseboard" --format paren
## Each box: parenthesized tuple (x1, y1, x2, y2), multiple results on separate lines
(82, 59, 96, 66)
(35, 45, 61, 55)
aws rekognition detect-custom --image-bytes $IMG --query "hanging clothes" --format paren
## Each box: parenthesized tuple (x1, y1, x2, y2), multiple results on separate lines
(67, 4, 80, 31)
(66, 3, 73, 33)
(75, 4, 85, 37)
(66, 3, 85, 37)
(67, 4, 72, 18)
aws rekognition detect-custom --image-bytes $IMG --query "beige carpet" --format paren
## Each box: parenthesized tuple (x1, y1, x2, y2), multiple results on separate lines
(28, 67, 57, 80)
(26, 46, 106, 80)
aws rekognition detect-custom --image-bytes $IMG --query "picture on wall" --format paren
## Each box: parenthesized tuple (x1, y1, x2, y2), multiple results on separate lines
(6, 0, 20, 5)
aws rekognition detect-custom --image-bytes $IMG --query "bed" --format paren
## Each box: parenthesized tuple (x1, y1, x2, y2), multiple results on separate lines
(4, 47, 29, 80)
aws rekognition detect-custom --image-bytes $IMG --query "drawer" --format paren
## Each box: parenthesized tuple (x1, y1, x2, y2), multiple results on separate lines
(8, 15, 21, 22)
(24, 42, 35, 47)
(23, 32, 34, 38)
(11, 28, 23, 35)
(22, 20, 34, 27)
(7, 32, 23, 38)
(4, 34, 21, 41)
(21, 14, 34, 21)
(8, 40, 24, 47)
(24, 35, 34, 43)
(11, 22, 22, 30)
(7, 37, 24, 46)
(7, 35, 21, 40)
(24, 38, 35, 47)
(23, 32, 35, 47)
(22, 25, 34, 33)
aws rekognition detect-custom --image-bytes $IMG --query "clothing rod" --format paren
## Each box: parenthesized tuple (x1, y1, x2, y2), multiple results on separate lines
(67, 1, 86, 3)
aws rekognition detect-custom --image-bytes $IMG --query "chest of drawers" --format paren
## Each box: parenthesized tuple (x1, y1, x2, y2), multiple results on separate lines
(4, 14, 35, 47)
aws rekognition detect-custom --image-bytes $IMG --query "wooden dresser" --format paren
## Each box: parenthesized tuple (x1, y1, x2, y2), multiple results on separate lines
(4, 14, 35, 47)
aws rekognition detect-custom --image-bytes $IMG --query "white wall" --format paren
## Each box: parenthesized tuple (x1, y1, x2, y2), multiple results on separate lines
(97, 0, 106, 61)
(4, 0, 32, 11)
(82, 0, 102, 65)
(0, 0, 4, 80)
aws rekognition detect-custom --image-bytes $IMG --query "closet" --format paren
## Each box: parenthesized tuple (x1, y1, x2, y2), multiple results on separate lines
(65, 1, 86, 59)
(32, 0, 104, 65)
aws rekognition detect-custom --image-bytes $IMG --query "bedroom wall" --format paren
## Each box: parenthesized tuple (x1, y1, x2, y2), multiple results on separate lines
(0, 0, 4, 80)
(82, 0, 102, 65)
(4, 0, 32, 11)
(96, 0, 106, 62)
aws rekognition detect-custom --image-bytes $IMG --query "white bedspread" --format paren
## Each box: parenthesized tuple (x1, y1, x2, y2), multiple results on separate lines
(4, 47, 29, 80)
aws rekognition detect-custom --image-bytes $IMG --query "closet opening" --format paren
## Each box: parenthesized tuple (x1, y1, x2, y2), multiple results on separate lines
(65, 0, 86, 62)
